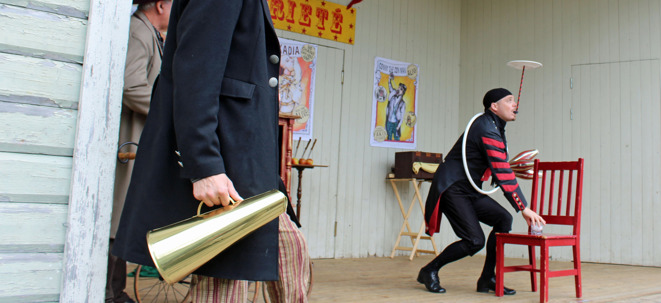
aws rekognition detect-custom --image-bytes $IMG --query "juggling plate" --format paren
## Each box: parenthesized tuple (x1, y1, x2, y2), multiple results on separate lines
(507, 60, 543, 70)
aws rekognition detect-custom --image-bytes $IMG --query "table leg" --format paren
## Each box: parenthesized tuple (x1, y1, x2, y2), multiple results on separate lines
(296, 167, 304, 219)
(390, 179, 414, 233)
(390, 179, 417, 258)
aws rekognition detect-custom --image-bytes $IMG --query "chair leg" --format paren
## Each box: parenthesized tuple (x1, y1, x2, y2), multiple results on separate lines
(495, 237, 504, 297)
(573, 244, 582, 298)
(540, 245, 549, 303)
(528, 245, 537, 292)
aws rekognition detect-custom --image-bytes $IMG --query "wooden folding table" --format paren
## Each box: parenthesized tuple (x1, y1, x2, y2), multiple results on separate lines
(387, 178, 439, 260)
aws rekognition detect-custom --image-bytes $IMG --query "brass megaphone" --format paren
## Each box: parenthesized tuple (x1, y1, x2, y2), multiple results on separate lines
(146, 189, 287, 284)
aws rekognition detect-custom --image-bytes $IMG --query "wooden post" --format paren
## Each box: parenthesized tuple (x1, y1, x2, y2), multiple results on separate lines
(59, 0, 132, 301)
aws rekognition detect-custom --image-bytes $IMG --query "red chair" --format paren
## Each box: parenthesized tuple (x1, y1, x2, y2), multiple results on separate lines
(495, 158, 584, 303)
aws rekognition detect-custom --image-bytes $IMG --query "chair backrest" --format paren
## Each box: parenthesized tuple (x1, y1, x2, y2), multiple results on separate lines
(530, 158, 585, 236)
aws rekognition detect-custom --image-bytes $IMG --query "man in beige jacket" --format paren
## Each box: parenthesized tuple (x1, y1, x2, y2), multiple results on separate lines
(106, 0, 171, 302)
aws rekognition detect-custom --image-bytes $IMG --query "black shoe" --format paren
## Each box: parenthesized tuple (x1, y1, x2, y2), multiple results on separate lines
(476, 277, 516, 295)
(113, 292, 136, 303)
(417, 268, 446, 293)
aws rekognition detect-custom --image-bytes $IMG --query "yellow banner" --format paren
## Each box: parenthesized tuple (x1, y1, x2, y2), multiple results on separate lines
(268, 0, 356, 45)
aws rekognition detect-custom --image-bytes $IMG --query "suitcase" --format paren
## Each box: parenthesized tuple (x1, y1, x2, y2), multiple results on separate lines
(394, 151, 443, 179)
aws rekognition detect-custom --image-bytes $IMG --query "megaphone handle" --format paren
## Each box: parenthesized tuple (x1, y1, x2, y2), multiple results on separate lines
(197, 202, 204, 215)
(197, 198, 237, 215)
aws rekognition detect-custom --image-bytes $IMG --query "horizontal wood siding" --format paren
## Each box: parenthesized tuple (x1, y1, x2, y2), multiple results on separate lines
(0, 102, 77, 156)
(0, 4, 87, 63)
(0, 0, 89, 18)
(0, 253, 62, 302)
(0, 0, 90, 300)
(0, 152, 71, 203)
(0, 53, 82, 109)
(0, 203, 68, 253)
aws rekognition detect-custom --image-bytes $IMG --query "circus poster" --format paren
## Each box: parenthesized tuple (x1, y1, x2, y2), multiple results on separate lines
(370, 57, 419, 149)
(278, 38, 317, 141)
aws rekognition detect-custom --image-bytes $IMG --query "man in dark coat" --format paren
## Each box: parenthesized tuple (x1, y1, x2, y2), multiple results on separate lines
(112, 0, 310, 301)
(416, 88, 545, 295)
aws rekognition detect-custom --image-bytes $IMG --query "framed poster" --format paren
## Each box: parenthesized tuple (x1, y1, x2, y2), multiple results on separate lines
(370, 57, 419, 149)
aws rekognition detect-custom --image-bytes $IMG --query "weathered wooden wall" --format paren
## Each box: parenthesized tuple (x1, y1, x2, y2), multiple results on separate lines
(0, 0, 87, 300)
(0, 0, 131, 301)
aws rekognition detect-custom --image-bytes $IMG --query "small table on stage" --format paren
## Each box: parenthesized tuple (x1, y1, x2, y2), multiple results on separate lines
(387, 177, 439, 260)
(291, 163, 328, 219)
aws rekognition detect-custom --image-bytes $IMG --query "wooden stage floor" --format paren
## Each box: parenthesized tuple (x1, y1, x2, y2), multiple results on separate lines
(127, 255, 661, 302)
(308, 255, 661, 302)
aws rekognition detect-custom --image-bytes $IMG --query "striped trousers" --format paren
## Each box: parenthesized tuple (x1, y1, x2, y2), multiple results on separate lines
(189, 213, 311, 302)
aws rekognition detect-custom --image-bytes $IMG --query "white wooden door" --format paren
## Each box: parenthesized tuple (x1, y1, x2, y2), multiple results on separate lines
(570, 61, 661, 266)
(288, 44, 344, 259)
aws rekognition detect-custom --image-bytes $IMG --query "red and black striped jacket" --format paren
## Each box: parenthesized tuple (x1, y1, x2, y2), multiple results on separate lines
(424, 110, 527, 236)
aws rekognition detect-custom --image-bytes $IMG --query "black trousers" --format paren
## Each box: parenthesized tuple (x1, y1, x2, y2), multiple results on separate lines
(106, 239, 133, 303)
(423, 181, 513, 280)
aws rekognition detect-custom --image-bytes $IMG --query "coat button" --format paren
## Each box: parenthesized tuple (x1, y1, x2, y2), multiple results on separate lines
(174, 150, 181, 157)
(268, 77, 278, 87)
(269, 54, 279, 64)
(177, 161, 184, 167)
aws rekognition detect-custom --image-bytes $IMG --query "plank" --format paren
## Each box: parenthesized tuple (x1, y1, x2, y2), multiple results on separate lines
(0, 101, 76, 156)
(639, 59, 654, 266)
(0, 202, 68, 253)
(619, 61, 633, 265)
(0, 52, 81, 109)
(0, 4, 87, 63)
(0, 253, 62, 302)
(0, 152, 71, 203)
(608, 62, 622, 264)
(0, 0, 89, 18)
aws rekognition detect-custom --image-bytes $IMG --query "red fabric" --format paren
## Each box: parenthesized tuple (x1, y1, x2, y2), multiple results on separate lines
(426, 196, 442, 235)
(495, 172, 516, 180)
(482, 137, 505, 149)
(486, 149, 507, 160)
(481, 169, 492, 181)
(491, 161, 511, 168)
(501, 183, 519, 192)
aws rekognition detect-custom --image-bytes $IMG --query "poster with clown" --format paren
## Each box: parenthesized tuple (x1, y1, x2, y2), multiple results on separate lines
(278, 38, 317, 141)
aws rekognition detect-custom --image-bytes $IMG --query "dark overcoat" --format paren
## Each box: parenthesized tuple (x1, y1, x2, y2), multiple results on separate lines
(113, 0, 285, 281)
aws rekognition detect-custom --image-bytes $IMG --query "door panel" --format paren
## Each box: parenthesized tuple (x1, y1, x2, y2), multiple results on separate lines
(570, 60, 661, 266)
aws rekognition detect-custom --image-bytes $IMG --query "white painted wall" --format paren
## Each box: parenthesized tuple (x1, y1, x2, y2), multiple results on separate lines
(277, 0, 463, 259)
(459, 0, 661, 266)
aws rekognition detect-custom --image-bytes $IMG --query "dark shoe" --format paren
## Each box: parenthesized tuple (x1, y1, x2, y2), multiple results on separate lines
(476, 277, 516, 295)
(417, 268, 446, 293)
(114, 292, 135, 303)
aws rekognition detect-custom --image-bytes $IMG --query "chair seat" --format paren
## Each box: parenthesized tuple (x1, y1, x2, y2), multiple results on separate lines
(497, 232, 576, 240)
